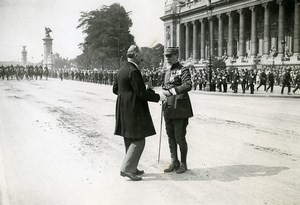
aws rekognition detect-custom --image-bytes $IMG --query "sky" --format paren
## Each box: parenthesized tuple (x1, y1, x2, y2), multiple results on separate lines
(0, 0, 165, 62)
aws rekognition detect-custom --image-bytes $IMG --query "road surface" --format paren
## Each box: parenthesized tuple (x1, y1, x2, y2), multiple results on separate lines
(0, 79, 299, 205)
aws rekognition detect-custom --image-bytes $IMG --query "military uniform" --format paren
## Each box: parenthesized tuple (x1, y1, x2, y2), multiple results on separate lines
(281, 69, 292, 94)
(266, 71, 275, 92)
(257, 70, 267, 91)
(292, 72, 300, 94)
(163, 47, 193, 174)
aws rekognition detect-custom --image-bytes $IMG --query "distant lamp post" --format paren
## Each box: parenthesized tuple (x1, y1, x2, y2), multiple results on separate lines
(281, 40, 286, 71)
(206, 0, 213, 91)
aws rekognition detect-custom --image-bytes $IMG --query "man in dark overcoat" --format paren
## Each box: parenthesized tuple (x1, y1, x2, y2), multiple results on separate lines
(162, 47, 193, 174)
(113, 45, 166, 181)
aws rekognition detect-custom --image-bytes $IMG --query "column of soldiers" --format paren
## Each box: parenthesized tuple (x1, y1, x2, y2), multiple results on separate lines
(0, 65, 49, 81)
(2, 64, 299, 95)
(191, 66, 300, 95)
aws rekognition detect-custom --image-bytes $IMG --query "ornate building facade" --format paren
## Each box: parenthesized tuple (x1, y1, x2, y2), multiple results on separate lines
(161, 0, 300, 69)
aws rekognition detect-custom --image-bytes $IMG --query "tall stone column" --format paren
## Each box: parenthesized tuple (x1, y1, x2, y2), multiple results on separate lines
(238, 9, 245, 57)
(263, 3, 270, 56)
(209, 16, 214, 58)
(277, 0, 285, 56)
(43, 36, 53, 69)
(172, 20, 177, 47)
(294, 0, 300, 55)
(227, 12, 233, 57)
(21, 46, 27, 66)
(179, 24, 185, 61)
(192, 20, 199, 61)
(217, 14, 223, 58)
(250, 6, 257, 56)
(200, 19, 206, 60)
(185, 22, 191, 60)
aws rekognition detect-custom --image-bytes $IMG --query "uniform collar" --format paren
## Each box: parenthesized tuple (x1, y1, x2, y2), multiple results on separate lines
(167, 61, 180, 70)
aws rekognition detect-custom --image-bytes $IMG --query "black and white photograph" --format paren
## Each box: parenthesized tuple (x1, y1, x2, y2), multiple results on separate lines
(0, 0, 300, 204)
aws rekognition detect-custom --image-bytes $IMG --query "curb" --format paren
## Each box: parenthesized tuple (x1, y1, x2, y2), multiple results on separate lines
(191, 90, 300, 98)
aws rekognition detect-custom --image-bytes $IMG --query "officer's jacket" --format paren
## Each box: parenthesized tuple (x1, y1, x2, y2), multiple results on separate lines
(163, 62, 193, 119)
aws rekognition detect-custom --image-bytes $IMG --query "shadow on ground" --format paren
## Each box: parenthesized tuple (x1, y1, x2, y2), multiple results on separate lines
(143, 165, 289, 182)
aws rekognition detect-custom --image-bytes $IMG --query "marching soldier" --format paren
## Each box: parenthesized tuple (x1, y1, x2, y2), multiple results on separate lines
(248, 69, 256, 94)
(292, 70, 300, 94)
(266, 69, 275, 93)
(232, 68, 239, 93)
(240, 69, 247, 94)
(281, 68, 292, 94)
(257, 69, 267, 91)
(216, 70, 222, 92)
(222, 70, 228, 93)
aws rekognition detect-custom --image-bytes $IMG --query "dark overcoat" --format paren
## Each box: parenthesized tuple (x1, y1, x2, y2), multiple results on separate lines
(113, 61, 160, 139)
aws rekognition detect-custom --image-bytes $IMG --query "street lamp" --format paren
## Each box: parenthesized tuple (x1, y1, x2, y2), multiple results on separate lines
(206, 1, 213, 91)
(281, 40, 285, 73)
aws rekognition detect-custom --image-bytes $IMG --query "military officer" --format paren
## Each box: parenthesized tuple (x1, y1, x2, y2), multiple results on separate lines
(162, 47, 193, 174)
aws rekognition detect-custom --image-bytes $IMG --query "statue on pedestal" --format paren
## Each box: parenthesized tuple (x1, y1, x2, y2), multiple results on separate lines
(45, 27, 52, 37)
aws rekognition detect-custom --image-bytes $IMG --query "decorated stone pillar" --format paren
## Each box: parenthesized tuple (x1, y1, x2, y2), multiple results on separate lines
(43, 27, 54, 69)
(227, 12, 233, 57)
(250, 6, 257, 57)
(192, 20, 199, 61)
(238, 9, 245, 57)
(294, 0, 300, 55)
(21, 46, 27, 66)
(200, 18, 206, 60)
(217, 14, 223, 58)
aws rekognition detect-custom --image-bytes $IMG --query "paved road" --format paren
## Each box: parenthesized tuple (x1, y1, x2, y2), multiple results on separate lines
(0, 79, 299, 205)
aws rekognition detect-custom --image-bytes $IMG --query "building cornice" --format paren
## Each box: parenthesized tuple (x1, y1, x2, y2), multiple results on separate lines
(161, 0, 275, 23)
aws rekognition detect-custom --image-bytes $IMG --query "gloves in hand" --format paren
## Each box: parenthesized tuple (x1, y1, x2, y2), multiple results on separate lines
(162, 90, 172, 97)
(159, 93, 167, 102)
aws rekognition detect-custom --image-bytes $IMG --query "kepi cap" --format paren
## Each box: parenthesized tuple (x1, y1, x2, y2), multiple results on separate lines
(164, 47, 179, 55)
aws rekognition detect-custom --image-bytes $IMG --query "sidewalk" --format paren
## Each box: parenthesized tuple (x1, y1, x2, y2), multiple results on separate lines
(191, 85, 300, 98)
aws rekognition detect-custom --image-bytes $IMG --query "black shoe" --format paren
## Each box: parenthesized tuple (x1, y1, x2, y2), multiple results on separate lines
(164, 163, 180, 172)
(293, 91, 295, 94)
(176, 163, 188, 174)
(134, 169, 144, 175)
(120, 171, 142, 181)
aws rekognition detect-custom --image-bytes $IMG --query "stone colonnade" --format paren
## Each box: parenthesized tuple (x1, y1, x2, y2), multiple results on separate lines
(171, 0, 300, 62)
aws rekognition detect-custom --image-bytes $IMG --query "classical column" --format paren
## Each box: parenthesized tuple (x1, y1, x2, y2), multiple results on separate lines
(217, 14, 223, 58)
(179, 24, 185, 61)
(227, 12, 233, 57)
(262, 3, 270, 56)
(294, 0, 300, 55)
(192, 20, 199, 61)
(200, 19, 206, 60)
(277, 0, 285, 55)
(209, 16, 214, 58)
(185, 22, 191, 60)
(238, 9, 245, 57)
(250, 6, 257, 56)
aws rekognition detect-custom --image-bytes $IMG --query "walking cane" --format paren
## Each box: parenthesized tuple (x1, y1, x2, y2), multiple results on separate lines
(157, 102, 164, 163)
